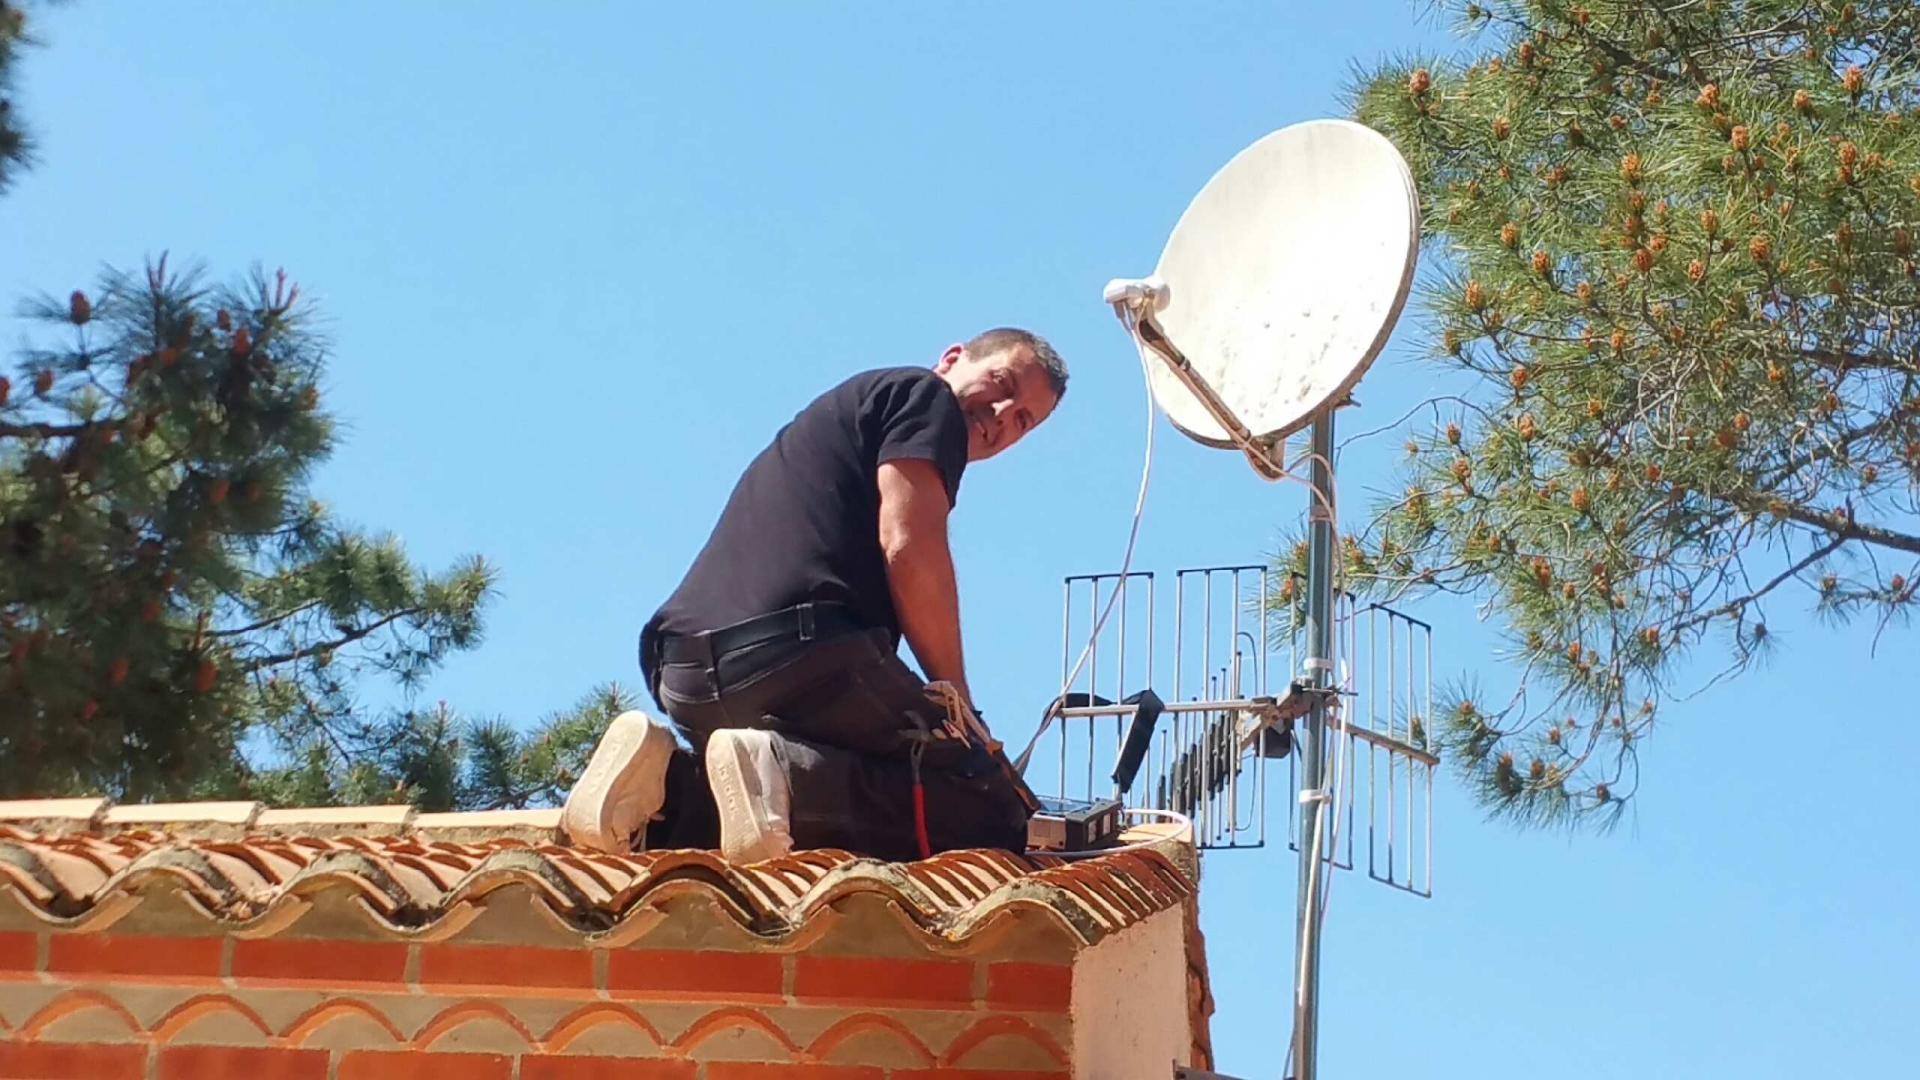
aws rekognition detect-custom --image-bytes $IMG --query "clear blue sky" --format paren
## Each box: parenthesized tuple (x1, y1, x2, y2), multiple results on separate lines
(8, 4, 1914, 1076)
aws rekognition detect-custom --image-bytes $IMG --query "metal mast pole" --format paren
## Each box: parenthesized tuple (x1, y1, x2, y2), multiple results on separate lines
(1291, 408, 1336, 1080)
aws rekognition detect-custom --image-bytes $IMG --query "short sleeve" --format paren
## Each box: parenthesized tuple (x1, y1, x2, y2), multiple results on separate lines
(867, 370, 969, 507)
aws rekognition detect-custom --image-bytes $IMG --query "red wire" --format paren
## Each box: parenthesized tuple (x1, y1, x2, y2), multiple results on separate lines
(912, 779, 931, 859)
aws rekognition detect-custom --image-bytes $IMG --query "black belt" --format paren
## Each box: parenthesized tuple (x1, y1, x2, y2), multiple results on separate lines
(657, 601, 867, 668)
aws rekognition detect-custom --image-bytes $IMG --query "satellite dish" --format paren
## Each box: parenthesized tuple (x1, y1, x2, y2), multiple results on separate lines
(1112, 119, 1419, 459)
(1091, 118, 1426, 1080)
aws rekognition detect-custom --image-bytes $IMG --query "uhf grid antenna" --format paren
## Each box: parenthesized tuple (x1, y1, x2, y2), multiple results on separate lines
(1040, 569, 1436, 891)
(1077, 119, 1422, 1080)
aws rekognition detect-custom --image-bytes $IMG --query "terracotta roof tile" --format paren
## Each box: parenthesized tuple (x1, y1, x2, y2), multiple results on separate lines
(0, 818, 1193, 947)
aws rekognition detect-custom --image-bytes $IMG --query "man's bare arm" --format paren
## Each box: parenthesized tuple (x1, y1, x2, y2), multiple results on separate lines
(876, 459, 970, 704)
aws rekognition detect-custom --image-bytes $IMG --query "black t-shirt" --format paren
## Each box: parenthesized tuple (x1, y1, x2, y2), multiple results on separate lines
(651, 367, 970, 645)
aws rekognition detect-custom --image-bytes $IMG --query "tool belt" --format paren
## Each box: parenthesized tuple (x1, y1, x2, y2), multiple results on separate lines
(642, 602, 867, 690)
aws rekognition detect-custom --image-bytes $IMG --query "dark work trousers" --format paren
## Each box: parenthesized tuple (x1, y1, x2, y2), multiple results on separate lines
(646, 627, 1029, 862)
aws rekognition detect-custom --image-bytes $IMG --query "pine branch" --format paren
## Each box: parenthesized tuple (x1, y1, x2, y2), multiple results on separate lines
(0, 419, 96, 438)
(208, 598, 326, 640)
(237, 607, 424, 672)
(1718, 491, 1920, 555)
(1799, 347, 1920, 374)
(1666, 534, 1849, 637)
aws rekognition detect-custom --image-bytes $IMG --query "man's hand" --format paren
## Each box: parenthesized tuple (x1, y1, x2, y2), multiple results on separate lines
(876, 459, 970, 703)
(924, 681, 995, 750)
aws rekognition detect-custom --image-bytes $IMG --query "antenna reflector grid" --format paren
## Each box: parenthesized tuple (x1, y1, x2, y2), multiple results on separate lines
(1282, 581, 1436, 898)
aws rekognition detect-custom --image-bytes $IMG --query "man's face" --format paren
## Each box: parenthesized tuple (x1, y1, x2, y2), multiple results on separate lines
(934, 343, 1060, 461)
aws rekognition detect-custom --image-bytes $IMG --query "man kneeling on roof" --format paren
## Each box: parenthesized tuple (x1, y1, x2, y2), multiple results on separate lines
(562, 329, 1067, 863)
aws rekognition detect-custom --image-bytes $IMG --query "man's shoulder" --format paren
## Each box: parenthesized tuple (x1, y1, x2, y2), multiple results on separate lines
(835, 366, 946, 395)
(816, 366, 957, 418)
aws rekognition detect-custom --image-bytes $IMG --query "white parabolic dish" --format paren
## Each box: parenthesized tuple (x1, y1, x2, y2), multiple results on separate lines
(1142, 119, 1420, 447)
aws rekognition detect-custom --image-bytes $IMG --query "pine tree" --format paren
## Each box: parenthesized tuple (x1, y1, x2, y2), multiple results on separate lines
(0, 11, 633, 811)
(1, 259, 499, 801)
(0, 257, 632, 810)
(241, 685, 633, 813)
(1335, 1, 1920, 826)
(0, 2, 32, 190)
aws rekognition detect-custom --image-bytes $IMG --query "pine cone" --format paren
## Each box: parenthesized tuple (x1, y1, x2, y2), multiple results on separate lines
(68, 291, 91, 325)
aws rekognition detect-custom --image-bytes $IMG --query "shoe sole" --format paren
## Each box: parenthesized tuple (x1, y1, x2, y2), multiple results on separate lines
(706, 733, 790, 864)
(562, 710, 672, 853)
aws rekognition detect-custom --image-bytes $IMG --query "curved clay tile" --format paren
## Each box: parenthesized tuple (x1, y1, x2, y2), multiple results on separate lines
(538, 1002, 669, 1055)
(18, 989, 144, 1041)
(281, 998, 409, 1047)
(940, 1013, 1072, 1068)
(409, 1000, 540, 1053)
(149, 993, 276, 1044)
(0, 819, 1193, 948)
(804, 1011, 938, 1066)
(670, 1003, 799, 1056)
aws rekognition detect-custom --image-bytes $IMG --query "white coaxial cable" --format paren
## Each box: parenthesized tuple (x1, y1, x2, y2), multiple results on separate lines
(1012, 297, 1160, 774)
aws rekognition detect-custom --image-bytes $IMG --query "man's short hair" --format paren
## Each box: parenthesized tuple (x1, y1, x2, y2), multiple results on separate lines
(966, 327, 1068, 402)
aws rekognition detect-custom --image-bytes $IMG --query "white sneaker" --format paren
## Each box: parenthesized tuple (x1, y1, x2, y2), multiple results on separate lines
(562, 710, 676, 854)
(705, 729, 794, 864)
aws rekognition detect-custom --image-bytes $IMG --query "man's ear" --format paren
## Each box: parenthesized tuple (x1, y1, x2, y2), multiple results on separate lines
(933, 343, 966, 374)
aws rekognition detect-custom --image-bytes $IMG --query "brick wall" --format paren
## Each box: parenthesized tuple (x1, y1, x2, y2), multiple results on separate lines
(0, 927, 1074, 1080)
(0, 810, 1206, 1080)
